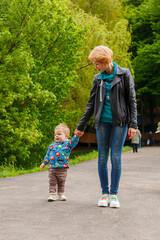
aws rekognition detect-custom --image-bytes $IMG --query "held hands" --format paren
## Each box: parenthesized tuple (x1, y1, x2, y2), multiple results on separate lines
(40, 163, 45, 169)
(128, 128, 136, 139)
(74, 129, 84, 138)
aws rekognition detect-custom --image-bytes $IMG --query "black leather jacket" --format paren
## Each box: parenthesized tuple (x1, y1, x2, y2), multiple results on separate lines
(76, 65, 137, 131)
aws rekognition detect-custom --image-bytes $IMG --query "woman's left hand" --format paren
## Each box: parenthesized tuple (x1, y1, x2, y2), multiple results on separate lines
(128, 128, 136, 139)
(74, 129, 84, 138)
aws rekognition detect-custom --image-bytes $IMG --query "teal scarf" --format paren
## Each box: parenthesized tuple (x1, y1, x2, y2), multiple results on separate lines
(99, 62, 117, 81)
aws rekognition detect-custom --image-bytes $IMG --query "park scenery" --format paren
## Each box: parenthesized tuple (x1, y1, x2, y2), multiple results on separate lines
(0, 0, 160, 176)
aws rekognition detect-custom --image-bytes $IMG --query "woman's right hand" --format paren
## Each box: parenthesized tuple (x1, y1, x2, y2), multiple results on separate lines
(74, 129, 84, 138)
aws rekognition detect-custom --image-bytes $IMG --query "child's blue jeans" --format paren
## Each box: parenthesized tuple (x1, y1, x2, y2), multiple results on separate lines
(96, 122, 128, 195)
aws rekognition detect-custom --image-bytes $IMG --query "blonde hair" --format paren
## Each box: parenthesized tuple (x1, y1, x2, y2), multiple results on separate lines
(89, 45, 113, 64)
(55, 123, 70, 137)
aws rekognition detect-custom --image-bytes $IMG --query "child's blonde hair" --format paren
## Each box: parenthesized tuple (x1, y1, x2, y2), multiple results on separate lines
(55, 123, 70, 137)
(89, 45, 113, 64)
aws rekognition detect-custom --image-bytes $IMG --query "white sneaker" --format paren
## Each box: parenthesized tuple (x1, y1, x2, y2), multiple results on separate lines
(58, 194, 67, 201)
(110, 195, 120, 208)
(48, 194, 57, 202)
(98, 194, 109, 207)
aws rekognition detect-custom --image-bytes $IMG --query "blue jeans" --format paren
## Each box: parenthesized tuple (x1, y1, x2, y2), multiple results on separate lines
(96, 122, 128, 195)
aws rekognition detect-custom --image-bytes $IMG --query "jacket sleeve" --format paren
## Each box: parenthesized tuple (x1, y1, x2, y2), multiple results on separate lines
(125, 69, 137, 129)
(68, 135, 79, 149)
(43, 146, 51, 165)
(76, 77, 97, 131)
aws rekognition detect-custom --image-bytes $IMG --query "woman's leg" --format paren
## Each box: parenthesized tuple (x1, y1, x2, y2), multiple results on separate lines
(96, 122, 112, 194)
(135, 144, 138, 152)
(132, 144, 136, 153)
(110, 124, 128, 195)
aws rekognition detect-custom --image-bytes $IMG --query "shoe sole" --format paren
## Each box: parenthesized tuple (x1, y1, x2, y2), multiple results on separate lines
(98, 202, 108, 207)
(48, 198, 56, 202)
(109, 203, 120, 208)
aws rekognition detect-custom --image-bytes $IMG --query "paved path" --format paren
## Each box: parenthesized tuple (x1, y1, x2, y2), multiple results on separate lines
(0, 147, 160, 240)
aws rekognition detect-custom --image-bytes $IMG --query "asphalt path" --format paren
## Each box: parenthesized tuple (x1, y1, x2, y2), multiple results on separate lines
(0, 146, 160, 240)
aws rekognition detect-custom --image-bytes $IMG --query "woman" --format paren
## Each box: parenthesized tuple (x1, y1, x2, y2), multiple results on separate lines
(131, 127, 141, 152)
(75, 46, 137, 208)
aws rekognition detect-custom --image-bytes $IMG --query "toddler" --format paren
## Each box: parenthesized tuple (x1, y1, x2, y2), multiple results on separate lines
(40, 123, 79, 201)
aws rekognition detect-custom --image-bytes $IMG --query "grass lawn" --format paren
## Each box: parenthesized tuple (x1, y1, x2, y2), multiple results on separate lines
(0, 146, 131, 178)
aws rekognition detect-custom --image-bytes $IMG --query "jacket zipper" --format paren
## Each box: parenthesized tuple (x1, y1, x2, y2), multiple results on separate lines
(100, 80, 103, 102)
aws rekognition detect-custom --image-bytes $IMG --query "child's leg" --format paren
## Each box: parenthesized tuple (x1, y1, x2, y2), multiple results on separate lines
(56, 168, 67, 194)
(48, 168, 57, 194)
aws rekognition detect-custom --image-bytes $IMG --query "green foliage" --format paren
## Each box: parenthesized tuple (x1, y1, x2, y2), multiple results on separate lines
(71, 0, 122, 30)
(121, 0, 145, 7)
(0, 0, 84, 167)
(124, 0, 160, 95)
(133, 42, 160, 95)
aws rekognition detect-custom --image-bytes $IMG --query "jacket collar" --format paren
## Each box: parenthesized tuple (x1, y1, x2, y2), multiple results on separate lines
(111, 65, 126, 88)
(116, 65, 126, 75)
(97, 65, 125, 80)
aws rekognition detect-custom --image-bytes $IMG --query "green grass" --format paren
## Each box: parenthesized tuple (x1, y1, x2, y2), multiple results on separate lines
(0, 146, 131, 178)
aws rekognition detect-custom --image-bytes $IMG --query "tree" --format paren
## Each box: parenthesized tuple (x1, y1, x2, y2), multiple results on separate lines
(71, 0, 122, 30)
(0, 0, 84, 167)
(123, 0, 160, 132)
